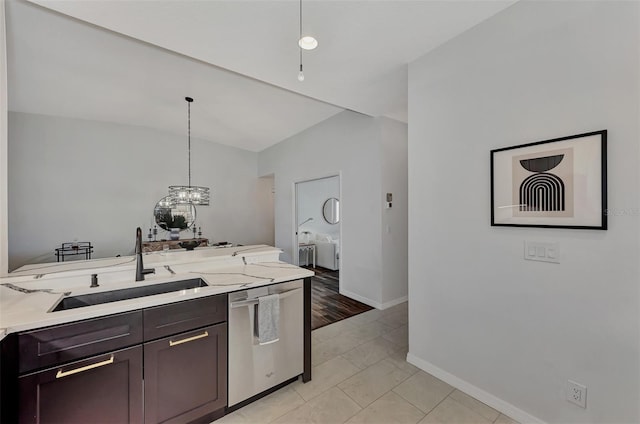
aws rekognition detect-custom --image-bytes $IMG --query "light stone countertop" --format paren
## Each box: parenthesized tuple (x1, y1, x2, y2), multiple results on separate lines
(0, 245, 313, 340)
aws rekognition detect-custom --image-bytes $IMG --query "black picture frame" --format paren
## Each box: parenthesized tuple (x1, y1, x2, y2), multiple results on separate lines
(491, 130, 607, 230)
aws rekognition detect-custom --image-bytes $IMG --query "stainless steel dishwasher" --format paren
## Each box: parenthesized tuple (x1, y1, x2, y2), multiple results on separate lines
(227, 280, 304, 407)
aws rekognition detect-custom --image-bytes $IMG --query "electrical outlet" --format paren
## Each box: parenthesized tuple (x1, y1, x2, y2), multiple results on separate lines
(566, 380, 587, 408)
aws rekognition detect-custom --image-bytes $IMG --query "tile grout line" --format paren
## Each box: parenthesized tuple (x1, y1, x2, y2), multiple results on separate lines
(340, 335, 405, 367)
(312, 318, 408, 368)
(294, 358, 363, 403)
(312, 326, 405, 368)
(263, 387, 305, 424)
(425, 387, 457, 416)
(445, 393, 498, 423)
(447, 388, 503, 423)
(336, 355, 418, 413)
(311, 336, 371, 368)
(339, 353, 365, 371)
(264, 307, 410, 423)
(392, 384, 456, 418)
(333, 386, 365, 422)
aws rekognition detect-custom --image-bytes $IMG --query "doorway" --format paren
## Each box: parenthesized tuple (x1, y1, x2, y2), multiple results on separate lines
(295, 175, 340, 269)
(294, 176, 372, 329)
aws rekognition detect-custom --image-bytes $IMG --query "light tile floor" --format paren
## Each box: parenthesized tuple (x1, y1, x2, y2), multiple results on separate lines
(217, 302, 519, 424)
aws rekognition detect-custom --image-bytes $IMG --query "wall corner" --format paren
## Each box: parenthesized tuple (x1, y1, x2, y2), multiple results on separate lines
(1, 0, 9, 276)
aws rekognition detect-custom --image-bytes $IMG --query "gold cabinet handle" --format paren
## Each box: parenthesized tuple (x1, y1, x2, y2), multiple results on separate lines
(169, 331, 209, 347)
(56, 355, 114, 379)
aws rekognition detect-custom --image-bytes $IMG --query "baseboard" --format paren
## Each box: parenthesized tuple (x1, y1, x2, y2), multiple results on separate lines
(339, 289, 381, 309)
(380, 296, 408, 310)
(406, 353, 545, 424)
(339, 290, 407, 310)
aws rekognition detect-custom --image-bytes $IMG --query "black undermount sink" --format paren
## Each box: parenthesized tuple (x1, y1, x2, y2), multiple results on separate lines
(51, 278, 208, 312)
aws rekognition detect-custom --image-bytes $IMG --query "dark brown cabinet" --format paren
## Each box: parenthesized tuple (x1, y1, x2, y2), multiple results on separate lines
(144, 323, 227, 424)
(16, 311, 144, 423)
(4, 294, 228, 424)
(143, 294, 226, 342)
(143, 295, 228, 424)
(18, 345, 143, 424)
(18, 310, 143, 374)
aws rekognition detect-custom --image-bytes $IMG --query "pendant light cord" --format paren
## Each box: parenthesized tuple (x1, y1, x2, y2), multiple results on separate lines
(299, 0, 303, 71)
(169, 96, 209, 205)
(187, 98, 191, 188)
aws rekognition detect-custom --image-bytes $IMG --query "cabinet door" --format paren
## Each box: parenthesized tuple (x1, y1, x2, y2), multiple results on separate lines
(18, 345, 143, 424)
(144, 323, 227, 424)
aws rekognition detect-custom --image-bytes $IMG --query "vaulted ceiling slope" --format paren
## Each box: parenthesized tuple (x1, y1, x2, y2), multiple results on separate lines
(6, 0, 342, 152)
(8, 0, 517, 152)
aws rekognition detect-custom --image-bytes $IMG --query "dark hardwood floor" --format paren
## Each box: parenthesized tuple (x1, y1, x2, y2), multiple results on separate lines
(305, 266, 373, 330)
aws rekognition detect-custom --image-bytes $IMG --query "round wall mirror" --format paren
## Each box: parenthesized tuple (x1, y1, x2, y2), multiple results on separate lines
(154, 196, 196, 231)
(322, 198, 340, 224)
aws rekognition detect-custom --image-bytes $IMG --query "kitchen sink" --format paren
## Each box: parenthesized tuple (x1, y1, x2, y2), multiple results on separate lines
(51, 278, 208, 312)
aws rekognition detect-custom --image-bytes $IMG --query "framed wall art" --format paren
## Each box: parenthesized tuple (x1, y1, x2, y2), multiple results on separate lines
(491, 130, 607, 230)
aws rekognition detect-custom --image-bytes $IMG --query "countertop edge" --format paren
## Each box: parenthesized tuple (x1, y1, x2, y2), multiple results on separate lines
(0, 245, 312, 342)
(0, 268, 313, 341)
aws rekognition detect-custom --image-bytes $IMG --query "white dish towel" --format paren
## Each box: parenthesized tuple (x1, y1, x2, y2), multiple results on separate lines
(256, 293, 280, 345)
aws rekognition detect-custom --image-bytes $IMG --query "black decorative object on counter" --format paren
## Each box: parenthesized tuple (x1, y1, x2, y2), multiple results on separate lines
(179, 240, 201, 251)
(142, 239, 208, 252)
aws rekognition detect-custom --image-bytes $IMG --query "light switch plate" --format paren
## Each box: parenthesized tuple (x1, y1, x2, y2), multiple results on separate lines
(524, 241, 560, 263)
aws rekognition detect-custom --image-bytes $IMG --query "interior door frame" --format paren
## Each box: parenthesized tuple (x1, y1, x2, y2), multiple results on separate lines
(293, 173, 342, 274)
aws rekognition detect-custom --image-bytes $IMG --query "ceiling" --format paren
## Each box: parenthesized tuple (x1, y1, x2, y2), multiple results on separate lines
(6, 0, 517, 152)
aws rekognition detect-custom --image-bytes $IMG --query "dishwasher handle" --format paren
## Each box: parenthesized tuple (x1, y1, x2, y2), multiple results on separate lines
(229, 287, 301, 309)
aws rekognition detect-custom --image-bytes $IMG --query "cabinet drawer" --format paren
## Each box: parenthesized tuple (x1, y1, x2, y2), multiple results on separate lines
(18, 311, 143, 374)
(144, 294, 227, 341)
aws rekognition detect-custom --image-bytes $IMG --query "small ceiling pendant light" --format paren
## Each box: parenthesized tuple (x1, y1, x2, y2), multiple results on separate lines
(297, 0, 317, 82)
(298, 36, 318, 51)
(168, 97, 210, 206)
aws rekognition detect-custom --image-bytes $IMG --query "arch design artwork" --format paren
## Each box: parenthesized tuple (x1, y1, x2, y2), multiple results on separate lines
(519, 154, 564, 173)
(519, 154, 565, 212)
(519, 173, 565, 211)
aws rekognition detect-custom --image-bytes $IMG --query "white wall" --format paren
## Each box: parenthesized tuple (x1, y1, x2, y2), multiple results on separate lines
(407, 1, 639, 423)
(297, 176, 340, 240)
(259, 111, 408, 308)
(0, 0, 8, 276)
(381, 118, 408, 305)
(259, 111, 382, 306)
(8, 112, 274, 271)
(259, 174, 275, 247)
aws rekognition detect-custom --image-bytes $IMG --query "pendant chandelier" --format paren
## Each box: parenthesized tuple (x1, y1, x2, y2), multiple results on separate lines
(168, 97, 210, 206)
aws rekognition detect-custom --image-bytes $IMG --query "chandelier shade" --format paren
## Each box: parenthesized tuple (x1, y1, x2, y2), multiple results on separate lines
(168, 185, 210, 205)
